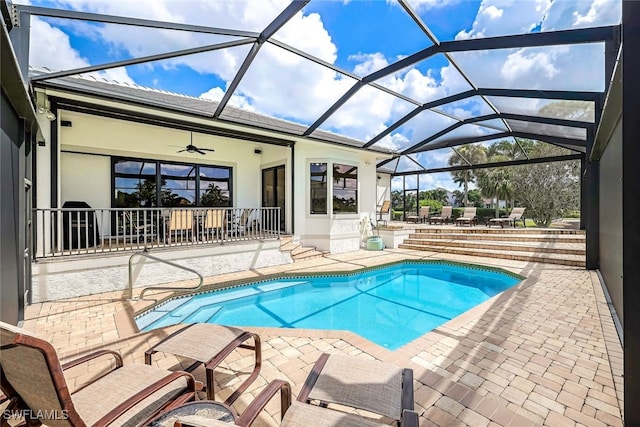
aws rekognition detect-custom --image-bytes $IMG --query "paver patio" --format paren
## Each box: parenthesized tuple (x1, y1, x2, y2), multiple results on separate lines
(18, 248, 623, 426)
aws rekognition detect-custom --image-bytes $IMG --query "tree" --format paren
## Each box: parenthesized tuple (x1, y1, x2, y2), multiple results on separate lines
(448, 145, 487, 206)
(201, 183, 229, 207)
(509, 143, 580, 227)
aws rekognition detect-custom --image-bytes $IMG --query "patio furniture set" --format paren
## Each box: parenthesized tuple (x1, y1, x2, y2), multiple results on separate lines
(401, 204, 526, 228)
(0, 321, 418, 427)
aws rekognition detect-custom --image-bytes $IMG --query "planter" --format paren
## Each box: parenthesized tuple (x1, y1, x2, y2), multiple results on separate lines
(366, 236, 385, 251)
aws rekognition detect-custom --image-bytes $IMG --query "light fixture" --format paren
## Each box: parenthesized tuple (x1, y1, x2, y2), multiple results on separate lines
(36, 107, 56, 121)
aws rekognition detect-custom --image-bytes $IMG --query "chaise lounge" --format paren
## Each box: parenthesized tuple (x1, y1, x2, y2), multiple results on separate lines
(406, 206, 429, 224)
(0, 321, 199, 426)
(429, 206, 452, 225)
(455, 207, 477, 226)
(163, 353, 418, 427)
(487, 207, 526, 228)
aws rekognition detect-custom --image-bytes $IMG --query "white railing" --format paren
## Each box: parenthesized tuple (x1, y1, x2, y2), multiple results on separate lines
(33, 206, 281, 259)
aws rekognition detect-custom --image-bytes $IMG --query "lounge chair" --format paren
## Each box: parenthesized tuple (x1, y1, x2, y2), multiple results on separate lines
(166, 353, 418, 427)
(376, 201, 391, 227)
(429, 206, 452, 225)
(0, 321, 198, 426)
(406, 206, 429, 224)
(488, 207, 526, 228)
(145, 323, 261, 405)
(455, 207, 477, 226)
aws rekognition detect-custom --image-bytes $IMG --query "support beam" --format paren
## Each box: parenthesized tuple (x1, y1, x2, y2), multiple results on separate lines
(8, 8, 30, 82)
(623, 1, 640, 424)
(388, 153, 582, 175)
(584, 130, 599, 269)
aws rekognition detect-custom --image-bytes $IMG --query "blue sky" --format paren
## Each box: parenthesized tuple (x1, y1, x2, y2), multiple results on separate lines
(22, 0, 620, 191)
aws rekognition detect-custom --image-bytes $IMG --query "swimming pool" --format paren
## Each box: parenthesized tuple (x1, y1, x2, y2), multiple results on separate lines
(136, 261, 522, 350)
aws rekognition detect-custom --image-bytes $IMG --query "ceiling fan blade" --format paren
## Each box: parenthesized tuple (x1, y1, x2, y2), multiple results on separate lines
(176, 149, 187, 153)
(200, 148, 216, 152)
(196, 149, 206, 155)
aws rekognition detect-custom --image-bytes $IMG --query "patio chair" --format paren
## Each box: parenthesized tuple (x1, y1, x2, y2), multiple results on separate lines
(167, 209, 194, 243)
(488, 207, 526, 228)
(406, 206, 429, 224)
(429, 206, 452, 225)
(145, 323, 262, 406)
(167, 353, 418, 427)
(376, 200, 391, 227)
(455, 207, 477, 226)
(0, 321, 199, 427)
(229, 208, 254, 237)
(201, 209, 226, 241)
(119, 209, 156, 243)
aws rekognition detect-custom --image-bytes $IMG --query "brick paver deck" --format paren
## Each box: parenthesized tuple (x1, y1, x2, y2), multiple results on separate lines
(20, 249, 623, 426)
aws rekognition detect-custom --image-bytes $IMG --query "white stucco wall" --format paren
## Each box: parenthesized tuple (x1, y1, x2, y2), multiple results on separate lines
(54, 110, 288, 211)
(36, 93, 389, 254)
(293, 141, 381, 253)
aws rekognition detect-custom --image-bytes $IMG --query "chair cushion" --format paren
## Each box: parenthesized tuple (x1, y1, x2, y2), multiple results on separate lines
(281, 401, 389, 427)
(73, 364, 188, 426)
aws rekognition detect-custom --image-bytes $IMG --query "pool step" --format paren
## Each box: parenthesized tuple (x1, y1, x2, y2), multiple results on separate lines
(280, 236, 327, 261)
(399, 227, 585, 267)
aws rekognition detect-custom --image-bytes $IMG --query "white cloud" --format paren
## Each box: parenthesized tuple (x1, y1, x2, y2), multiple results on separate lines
(28, 17, 134, 83)
(500, 49, 559, 82)
(482, 5, 504, 19)
(403, 0, 460, 11)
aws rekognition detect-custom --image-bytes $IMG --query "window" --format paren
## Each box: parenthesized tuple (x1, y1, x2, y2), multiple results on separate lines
(114, 160, 157, 207)
(310, 163, 327, 214)
(333, 164, 357, 214)
(161, 163, 196, 207)
(200, 166, 231, 207)
(113, 158, 232, 207)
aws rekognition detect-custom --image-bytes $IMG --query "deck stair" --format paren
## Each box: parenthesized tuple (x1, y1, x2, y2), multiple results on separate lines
(280, 235, 326, 261)
(398, 227, 585, 267)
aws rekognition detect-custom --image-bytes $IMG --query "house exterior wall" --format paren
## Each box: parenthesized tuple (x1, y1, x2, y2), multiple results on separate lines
(35, 92, 386, 254)
(599, 118, 623, 325)
(293, 141, 380, 253)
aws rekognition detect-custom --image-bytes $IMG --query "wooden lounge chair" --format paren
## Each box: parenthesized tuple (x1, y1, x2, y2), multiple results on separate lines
(0, 321, 198, 426)
(406, 206, 429, 224)
(429, 206, 452, 225)
(167, 353, 418, 427)
(376, 200, 391, 227)
(488, 207, 526, 228)
(455, 207, 477, 226)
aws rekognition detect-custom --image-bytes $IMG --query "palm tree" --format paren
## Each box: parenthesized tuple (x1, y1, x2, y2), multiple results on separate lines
(448, 145, 487, 206)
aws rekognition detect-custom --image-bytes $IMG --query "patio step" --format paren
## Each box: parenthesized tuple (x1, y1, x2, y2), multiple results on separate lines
(399, 227, 585, 267)
(398, 243, 585, 267)
(402, 238, 585, 255)
(280, 236, 326, 261)
(408, 232, 585, 243)
(412, 226, 585, 235)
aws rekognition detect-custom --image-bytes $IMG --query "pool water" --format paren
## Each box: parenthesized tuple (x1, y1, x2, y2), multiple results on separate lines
(136, 262, 521, 350)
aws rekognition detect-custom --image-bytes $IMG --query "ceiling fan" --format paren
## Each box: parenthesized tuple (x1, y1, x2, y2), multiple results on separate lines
(176, 132, 215, 155)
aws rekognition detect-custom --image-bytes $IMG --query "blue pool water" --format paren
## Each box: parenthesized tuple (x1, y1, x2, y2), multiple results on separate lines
(136, 262, 521, 350)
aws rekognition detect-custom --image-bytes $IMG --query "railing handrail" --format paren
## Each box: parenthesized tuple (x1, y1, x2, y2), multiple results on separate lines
(33, 206, 281, 259)
(129, 249, 204, 300)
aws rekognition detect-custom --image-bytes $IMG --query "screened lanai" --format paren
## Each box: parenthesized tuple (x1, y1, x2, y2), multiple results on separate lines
(11, 0, 619, 171)
(6, 0, 640, 425)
